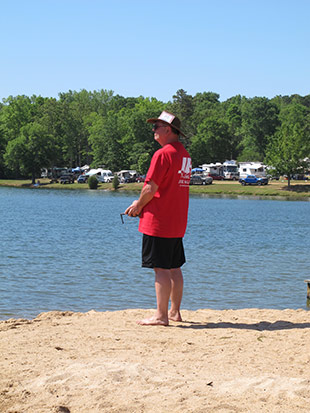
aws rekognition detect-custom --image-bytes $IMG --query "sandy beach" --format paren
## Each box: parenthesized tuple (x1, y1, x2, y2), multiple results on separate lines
(1, 308, 310, 412)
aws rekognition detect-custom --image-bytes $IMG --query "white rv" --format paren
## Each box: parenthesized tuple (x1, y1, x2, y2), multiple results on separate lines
(222, 160, 239, 180)
(85, 168, 114, 183)
(200, 163, 224, 177)
(238, 162, 266, 179)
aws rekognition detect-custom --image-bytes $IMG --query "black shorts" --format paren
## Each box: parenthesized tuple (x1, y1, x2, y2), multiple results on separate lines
(142, 234, 186, 269)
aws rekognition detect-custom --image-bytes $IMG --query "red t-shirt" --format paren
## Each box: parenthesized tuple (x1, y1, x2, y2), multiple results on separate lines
(138, 141, 191, 238)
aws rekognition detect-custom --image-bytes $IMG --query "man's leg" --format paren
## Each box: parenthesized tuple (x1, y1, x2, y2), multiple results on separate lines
(137, 268, 171, 326)
(169, 267, 183, 321)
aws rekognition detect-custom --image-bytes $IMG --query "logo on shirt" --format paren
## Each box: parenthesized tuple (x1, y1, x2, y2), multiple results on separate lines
(178, 157, 192, 187)
(179, 157, 192, 174)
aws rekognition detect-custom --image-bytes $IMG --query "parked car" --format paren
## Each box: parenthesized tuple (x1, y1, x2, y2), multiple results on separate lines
(267, 174, 279, 180)
(77, 175, 88, 183)
(224, 173, 239, 180)
(204, 176, 213, 185)
(59, 174, 75, 184)
(239, 175, 269, 186)
(292, 174, 308, 180)
(123, 176, 136, 183)
(136, 175, 146, 183)
(190, 174, 213, 185)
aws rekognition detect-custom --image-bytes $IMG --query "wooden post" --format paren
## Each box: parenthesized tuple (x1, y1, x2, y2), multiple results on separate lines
(305, 280, 310, 299)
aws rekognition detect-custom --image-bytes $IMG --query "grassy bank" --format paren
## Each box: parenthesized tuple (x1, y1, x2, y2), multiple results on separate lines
(189, 179, 310, 199)
(1, 178, 310, 199)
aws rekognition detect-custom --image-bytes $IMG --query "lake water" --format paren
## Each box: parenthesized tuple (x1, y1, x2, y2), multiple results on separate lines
(0, 186, 309, 320)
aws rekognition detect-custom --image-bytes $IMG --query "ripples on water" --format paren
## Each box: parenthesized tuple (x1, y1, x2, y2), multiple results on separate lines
(0, 187, 309, 319)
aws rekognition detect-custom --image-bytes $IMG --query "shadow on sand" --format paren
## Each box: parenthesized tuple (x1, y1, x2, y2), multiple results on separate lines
(176, 320, 310, 331)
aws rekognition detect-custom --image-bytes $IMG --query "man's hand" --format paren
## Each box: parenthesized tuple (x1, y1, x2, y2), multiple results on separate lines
(124, 180, 158, 217)
(125, 200, 141, 217)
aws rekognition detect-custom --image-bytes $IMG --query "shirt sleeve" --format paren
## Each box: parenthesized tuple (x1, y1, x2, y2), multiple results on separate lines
(145, 150, 169, 187)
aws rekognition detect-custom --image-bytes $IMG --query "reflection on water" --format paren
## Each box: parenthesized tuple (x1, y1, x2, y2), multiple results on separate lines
(0, 187, 309, 319)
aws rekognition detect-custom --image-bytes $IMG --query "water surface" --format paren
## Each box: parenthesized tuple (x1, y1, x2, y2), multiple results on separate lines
(0, 187, 309, 319)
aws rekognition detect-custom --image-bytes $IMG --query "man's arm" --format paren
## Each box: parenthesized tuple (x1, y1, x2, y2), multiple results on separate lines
(124, 180, 158, 217)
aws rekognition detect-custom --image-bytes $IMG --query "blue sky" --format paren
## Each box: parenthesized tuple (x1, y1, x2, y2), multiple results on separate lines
(1, 0, 309, 102)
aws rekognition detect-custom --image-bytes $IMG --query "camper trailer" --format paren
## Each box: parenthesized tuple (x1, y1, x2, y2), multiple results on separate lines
(238, 162, 266, 179)
(200, 163, 224, 179)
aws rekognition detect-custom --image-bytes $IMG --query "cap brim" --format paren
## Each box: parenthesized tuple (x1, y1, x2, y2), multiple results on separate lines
(146, 117, 159, 124)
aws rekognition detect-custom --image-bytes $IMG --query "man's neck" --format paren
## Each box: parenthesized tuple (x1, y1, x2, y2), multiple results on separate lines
(162, 134, 179, 146)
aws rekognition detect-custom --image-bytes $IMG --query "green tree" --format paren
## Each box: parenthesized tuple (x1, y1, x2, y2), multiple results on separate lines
(4, 122, 56, 183)
(190, 115, 232, 166)
(239, 97, 280, 161)
(119, 97, 163, 170)
(222, 95, 243, 159)
(191, 92, 221, 128)
(112, 174, 120, 190)
(0, 95, 34, 142)
(87, 111, 124, 171)
(0, 95, 61, 177)
(59, 90, 94, 167)
(34, 97, 64, 166)
(167, 89, 194, 144)
(57, 89, 114, 168)
(265, 102, 310, 187)
(128, 142, 153, 173)
(87, 97, 163, 172)
(88, 174, 98, 189)
(0, 103, 7, 177)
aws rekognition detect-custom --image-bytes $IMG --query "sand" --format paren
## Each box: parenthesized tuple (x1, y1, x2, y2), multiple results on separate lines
(1, 308, 310, 412)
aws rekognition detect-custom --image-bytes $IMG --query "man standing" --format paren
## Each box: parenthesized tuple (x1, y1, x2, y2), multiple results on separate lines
(125, 111, 191, 326)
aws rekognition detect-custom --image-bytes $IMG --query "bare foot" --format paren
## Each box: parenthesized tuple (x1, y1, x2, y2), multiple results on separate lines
(168, 311, 182, 322)
(137, 316, 168, 326)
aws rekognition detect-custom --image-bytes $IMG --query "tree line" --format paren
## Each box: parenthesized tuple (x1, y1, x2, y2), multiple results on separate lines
(0, 89, 310, 183)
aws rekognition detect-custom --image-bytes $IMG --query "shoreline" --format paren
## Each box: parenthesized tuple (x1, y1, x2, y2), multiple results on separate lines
(1, 308, 310, 412)
(1, 178, 310, 200)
